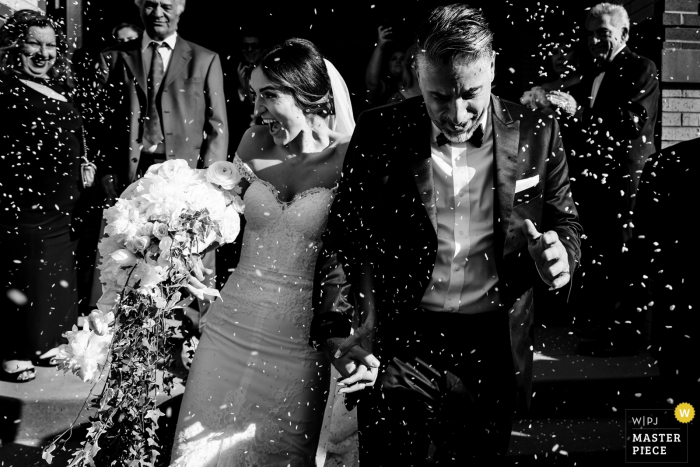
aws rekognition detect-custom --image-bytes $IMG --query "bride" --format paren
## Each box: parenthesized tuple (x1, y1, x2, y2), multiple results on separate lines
(170, 38, 355, 467)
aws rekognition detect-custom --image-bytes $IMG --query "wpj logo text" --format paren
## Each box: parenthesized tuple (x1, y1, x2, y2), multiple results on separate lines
(625, 407, 690, 463)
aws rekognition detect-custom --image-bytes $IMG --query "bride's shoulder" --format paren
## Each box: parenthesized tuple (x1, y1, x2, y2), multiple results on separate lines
(236, 125, 275, 164)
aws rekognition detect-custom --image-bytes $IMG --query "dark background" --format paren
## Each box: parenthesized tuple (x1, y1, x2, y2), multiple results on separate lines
(66, 0, 662, 117)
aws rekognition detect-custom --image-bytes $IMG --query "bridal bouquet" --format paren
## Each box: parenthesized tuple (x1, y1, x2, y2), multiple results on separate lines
(520, 86, 551, 110)
(43, 159, 244, 466)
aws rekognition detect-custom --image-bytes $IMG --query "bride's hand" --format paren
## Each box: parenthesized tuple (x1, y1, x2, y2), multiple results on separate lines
(334, 345, 380, 394)
(185, 260, 219, 302)
(331, 327, 380, 394)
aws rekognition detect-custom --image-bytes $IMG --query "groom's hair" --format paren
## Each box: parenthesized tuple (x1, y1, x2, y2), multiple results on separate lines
(415, 4, 494, 67)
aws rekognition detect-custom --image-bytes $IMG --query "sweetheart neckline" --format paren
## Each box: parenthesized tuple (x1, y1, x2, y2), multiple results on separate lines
(248, 178, 336, 210)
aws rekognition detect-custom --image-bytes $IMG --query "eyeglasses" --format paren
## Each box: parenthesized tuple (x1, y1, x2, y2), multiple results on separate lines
(242, 43, 260, 51)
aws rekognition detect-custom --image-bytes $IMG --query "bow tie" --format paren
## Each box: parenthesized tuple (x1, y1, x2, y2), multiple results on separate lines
(436, 124, 484, 148)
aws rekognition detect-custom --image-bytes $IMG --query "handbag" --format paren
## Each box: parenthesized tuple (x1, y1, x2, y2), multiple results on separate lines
(80, 128, 97, 188)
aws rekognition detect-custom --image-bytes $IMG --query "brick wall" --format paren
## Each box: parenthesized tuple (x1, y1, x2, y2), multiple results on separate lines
(661, 89, 700, 147)
(661, 0, 700, 148)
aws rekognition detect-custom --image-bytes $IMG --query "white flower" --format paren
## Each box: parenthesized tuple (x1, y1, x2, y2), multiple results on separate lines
(159, 236, 173, 251)
(191, 183, 227, 221)
(88, 309, 115, 336)
(155, 159, 194, 181)
(133, 236, 151, 251)
(110, 249, 137, 267)
(97, 235, 122, 258)
(152, 222, 169, 239)
(169, 217, 183, 231)
(56, 322, 112, 383)
(520, 86, 550, 110)
(219, 205, 242, 243)
(96, 288, 120, 314)
(128, 262, 165, 292)
(119, 180, 141, 200)
(206, 161, 241, 190)
(230, 193, 245, 214)
(125, 239, 138, 254)
(137, 222, 154, 237)
(157, 248, 172, 267)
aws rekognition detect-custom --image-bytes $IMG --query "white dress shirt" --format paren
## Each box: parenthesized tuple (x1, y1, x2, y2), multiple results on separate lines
(590, 45, 624, 108)
(420, 107, 503, 314)
(141, 31, 178, 75)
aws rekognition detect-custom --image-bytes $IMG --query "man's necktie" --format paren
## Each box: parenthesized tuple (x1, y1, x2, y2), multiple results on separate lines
(143, 42, 166, 150)
(436, 124, 484, 148)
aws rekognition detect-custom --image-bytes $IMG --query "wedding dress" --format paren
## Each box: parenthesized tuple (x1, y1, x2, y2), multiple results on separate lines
(170, 156, 336, 467)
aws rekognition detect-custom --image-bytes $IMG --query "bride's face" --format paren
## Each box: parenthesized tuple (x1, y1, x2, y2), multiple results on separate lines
(250, 67, 307, 146)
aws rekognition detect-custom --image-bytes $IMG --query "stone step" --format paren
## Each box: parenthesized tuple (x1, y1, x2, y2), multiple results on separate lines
(503, 325, 667, 464)
(0, 365, 185, 466)
(1, 326, 664, 466)
(527, 325, 661, 419)
(507, 417, 625, 465)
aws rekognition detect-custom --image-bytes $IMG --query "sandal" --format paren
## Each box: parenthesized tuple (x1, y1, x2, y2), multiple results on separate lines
(1, 366, 36, 383)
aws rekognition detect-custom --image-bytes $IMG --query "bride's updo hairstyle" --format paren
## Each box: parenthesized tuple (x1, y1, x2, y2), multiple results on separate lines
(258, 38, 335, 117)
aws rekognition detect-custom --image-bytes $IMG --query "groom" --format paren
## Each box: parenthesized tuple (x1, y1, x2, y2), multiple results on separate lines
(311, 4, 582, 465)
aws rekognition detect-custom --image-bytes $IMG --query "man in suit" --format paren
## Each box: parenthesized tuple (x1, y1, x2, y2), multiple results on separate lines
(569, 3, 659, 356)
(95, 0, 228, 325)
(311, 5, 582, 465)
(96, 0, 227, 193)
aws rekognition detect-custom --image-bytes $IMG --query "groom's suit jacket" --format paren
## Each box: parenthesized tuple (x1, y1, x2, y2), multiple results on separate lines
(94, 35, 228, 184)
(311, 95, 582, 411)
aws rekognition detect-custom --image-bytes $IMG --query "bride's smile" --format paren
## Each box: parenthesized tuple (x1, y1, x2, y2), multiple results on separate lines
(250, 67, 309, 146)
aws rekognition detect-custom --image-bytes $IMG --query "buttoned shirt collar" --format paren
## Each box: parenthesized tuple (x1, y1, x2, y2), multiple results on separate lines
(142, 31, 178, 51)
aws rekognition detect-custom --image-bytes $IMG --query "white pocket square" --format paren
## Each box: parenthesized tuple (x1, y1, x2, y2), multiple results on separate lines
(515, 175, 539, 194)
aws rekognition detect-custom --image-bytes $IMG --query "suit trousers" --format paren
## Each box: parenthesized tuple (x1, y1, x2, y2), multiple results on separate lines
(356, 308, 517, 466)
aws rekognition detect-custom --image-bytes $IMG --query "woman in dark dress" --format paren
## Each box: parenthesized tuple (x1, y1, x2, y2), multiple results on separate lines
(0, 10, 84, 382)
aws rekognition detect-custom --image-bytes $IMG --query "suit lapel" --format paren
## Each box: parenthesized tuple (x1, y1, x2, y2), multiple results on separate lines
(406, 101, 437, 233)
(163, 37, 192, 89)
(122, 42, 147, 94)
(491, 95, 520, 257)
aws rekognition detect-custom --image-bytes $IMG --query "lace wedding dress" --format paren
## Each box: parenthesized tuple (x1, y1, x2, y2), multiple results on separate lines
(171, 156, 336, 467)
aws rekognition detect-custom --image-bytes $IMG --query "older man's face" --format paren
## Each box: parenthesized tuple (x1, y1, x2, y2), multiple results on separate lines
(141, 0, 181, 40)
(417, 55, 494, 143)
(587, 14, 627, 63)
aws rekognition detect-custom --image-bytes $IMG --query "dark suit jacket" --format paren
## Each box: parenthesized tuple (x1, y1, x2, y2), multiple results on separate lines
(95, 35, 228, 183)
(311, 95, 582, 411)
(577, 47, 659, 237)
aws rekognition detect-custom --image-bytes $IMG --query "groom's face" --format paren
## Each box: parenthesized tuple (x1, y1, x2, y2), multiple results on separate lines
(417, 55, 494, 143)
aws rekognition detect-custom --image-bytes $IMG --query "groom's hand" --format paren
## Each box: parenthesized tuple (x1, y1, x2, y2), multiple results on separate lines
(523, 219, 571, 290)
